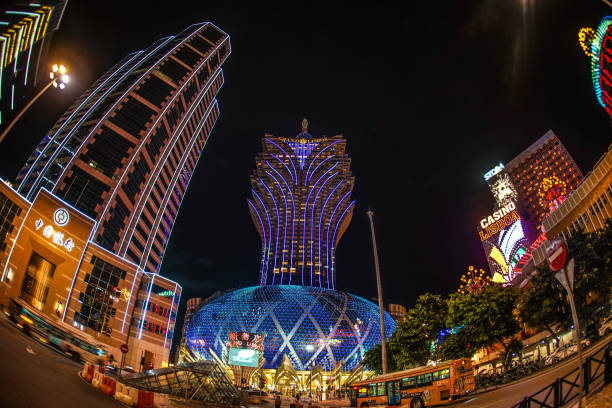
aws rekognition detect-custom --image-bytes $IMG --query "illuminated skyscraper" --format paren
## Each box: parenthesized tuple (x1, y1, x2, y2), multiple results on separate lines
(0, 1, 68, 132)
(248, 120, 355, 288)
(14, 23, 231, 273)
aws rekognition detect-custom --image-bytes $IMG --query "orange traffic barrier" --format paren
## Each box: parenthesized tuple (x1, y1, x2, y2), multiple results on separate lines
(83, 364, 95, 383)
(100, 375, 117, 397)
(135, 389, 154, 408)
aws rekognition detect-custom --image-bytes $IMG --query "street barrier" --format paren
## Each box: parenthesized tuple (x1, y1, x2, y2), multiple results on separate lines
(82, 364, 94, 383)
(100, 375, 117, 397)
(115, 382, 138, 406)
(511, 341, 612, 407)
(91, 370, 104, 389)
(134, 389, 154, 408)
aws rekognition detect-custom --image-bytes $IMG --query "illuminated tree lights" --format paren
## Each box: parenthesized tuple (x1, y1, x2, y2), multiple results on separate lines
(457, 266, 491, 294)
(537, 176, 567, 211)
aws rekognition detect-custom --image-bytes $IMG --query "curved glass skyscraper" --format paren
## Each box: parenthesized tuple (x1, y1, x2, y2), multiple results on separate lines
(248, 120, 355, 288)
(14, 23, 230, 273)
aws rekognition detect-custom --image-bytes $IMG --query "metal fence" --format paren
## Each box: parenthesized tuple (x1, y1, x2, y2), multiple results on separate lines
(510, 342, 612, 408)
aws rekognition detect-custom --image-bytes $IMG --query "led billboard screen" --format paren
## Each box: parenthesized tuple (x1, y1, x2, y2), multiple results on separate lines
(228, 347, 259, 367)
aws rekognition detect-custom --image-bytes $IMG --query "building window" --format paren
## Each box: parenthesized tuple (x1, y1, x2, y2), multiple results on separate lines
(20, 252, 56, 310)
(0, 192, 22, 254)
(74, 256, 126, 336)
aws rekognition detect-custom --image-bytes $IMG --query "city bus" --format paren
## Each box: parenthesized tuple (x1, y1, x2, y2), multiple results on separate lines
(351, 358, 475, 408)
(7, 298, 107, 363)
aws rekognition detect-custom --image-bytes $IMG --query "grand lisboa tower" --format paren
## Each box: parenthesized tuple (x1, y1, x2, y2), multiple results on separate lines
(186, 120, 395, 371)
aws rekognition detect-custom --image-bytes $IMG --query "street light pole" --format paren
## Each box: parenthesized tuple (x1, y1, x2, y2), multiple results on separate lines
(0, 64, 70, 145)
(0, 79, 54, 144)
(366, 208, 388, 374)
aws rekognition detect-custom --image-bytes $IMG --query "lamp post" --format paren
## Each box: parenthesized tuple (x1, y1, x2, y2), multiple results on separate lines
(366, 208, 388, 374)
(0, 64, 70, 144)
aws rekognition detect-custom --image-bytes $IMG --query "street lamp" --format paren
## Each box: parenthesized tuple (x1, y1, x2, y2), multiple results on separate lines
(0, 63, 70, 144)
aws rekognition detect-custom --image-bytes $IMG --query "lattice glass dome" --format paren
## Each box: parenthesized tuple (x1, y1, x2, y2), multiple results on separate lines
(185, 285, 396, 370)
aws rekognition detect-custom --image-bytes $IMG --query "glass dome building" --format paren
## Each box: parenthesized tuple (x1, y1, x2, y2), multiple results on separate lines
(185, 285, 396, 370)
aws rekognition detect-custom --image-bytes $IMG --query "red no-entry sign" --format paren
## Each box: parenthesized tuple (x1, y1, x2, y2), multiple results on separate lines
(120, 344, 129, 354)
(546, 239, 567, 272)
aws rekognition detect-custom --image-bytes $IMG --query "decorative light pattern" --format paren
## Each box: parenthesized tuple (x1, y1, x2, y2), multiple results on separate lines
(249, 127, 354, 288)
(185, 285, 396, 371)
(579, 27, 595, 57)
(590, 17, 612, 109)
(480, 216, 529, 286)
(537, 176, 567, 211)
(457, 266, 491, 294)
(489, 173, 518, 208)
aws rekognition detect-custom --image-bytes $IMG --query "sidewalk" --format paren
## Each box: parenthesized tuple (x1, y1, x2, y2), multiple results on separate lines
(583, 382, 612, 408)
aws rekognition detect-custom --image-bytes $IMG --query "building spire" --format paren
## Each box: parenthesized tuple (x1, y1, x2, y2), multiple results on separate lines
(301, 118, 308, 133)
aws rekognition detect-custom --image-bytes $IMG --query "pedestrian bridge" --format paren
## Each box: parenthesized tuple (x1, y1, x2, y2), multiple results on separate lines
(120, 360, 239, 406)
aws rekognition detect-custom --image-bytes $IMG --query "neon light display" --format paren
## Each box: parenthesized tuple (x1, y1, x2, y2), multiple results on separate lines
(185, 285, 396, 370)
(489, 173, 518, 208)
(249, 122, 354, 287)
(478, 202, 529, 285)
(590, 17, 612, 112)
(537, 176, 567, 212)
(579, 27, 595, 57)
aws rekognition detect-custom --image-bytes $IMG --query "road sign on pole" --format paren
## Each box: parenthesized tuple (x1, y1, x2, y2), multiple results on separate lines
(547, 241, 584, 407)
(546, 239, 567, 272)
(120, 344, 129, 354)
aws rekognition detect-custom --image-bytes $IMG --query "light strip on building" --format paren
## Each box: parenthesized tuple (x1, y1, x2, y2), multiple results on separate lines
(259, 178, 280, 283)
(330, 200, 355, 290)
(267, 162, 295, 284)
(301, 163, 338, 285)
(305, 140, 341, 185)
(5, 10, 40, 86)
(17, 49, 147, 192)
(163, 282, 180, 349)
(326, 191, 352, 287)
(319, 179, 344, 288)
(310, 171, 338, 286)
(265, 139, 297, 184)
(138, 273, 155, 340)
(248, 199, 268, 282)
(118, 67, 223, 254)
(265, 168, 289, 283)
(252, 189, 272, 285)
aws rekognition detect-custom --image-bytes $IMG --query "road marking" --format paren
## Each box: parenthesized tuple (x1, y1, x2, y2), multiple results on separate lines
(26, 345, 35, 355)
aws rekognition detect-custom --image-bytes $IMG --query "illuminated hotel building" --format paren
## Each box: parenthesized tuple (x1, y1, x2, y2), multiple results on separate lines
(480, 130, 583, 284)
(531, 144, 612, 266)
(0, 1, 67, 133)
(186, 121, 395, 385)
(0, 22, 231, 370)
(247, 119, 355, 287)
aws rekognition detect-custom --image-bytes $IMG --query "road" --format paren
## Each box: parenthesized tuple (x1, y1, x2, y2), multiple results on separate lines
(455, 334, 611, 408)
(0, 312, 122, 408)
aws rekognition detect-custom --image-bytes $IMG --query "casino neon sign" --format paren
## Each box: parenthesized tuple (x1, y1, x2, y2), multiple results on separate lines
(478, 202, 520, 241)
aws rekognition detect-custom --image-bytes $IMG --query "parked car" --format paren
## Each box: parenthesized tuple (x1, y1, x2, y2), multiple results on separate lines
(599, 316, 612, 337)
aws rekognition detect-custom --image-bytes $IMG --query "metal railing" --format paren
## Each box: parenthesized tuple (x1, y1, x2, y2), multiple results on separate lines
(510, 342, 612, 408)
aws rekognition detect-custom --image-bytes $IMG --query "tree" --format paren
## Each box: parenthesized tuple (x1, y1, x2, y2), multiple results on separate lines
(446, 284, 521, 370)
(390, 293, 448, 369)
(362, 344, 396, 374)
(517, 263, 569, 338)
(565, 221, 612, 324)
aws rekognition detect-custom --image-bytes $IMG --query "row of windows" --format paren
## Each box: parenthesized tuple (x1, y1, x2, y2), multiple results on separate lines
(0, 192, 21, 254)
(58, 167, 110, 218)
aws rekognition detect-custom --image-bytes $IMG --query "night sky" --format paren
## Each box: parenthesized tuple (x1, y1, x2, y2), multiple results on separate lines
(0, 1, 610, 343)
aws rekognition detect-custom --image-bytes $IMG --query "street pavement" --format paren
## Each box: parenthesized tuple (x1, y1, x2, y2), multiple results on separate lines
(0, 313, 122, 408)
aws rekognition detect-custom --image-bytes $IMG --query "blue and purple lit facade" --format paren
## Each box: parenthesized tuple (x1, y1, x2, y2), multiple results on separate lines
(248, 122, 355, 287)
(14, 22, 230, 274)
(186, 285, 396, 371)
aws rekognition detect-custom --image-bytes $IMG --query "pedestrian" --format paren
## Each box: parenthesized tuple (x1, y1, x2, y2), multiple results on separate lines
(275, 394, 281, 408)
